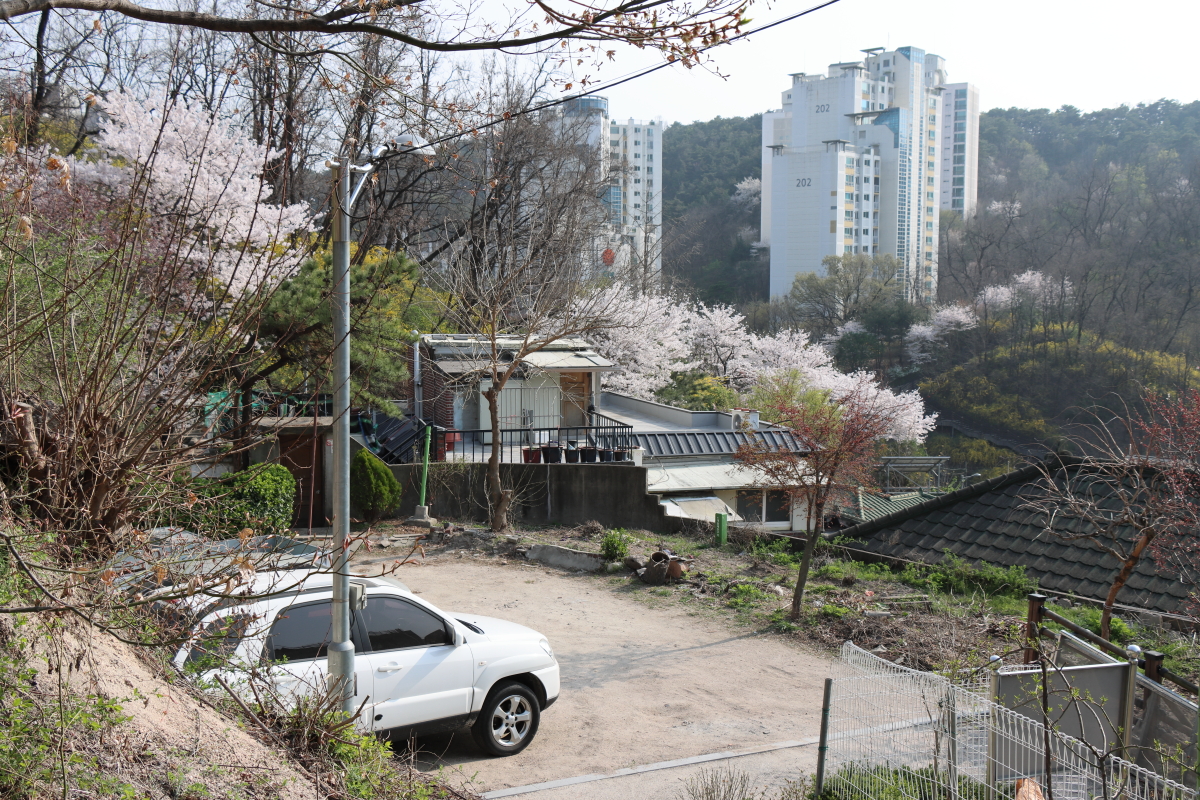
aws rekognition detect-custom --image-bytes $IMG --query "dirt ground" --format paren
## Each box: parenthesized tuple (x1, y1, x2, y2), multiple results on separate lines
(350, 545, 834, 796)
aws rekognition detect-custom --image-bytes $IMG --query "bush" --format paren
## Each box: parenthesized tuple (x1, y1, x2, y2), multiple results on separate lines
(1073, 606, 1134, 644)
(174, 464, 297, 536)
(600, 530, 630, 562)
(350, 449, 403, 524)
(900, 552, 1035, 598)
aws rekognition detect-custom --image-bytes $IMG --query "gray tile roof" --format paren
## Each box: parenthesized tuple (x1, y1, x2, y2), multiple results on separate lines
(832, 461, 1189, 615)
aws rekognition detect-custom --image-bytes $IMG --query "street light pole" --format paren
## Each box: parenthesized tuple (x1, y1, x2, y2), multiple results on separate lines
(328, 155, 356, 716)
(326, 135, 435, 717)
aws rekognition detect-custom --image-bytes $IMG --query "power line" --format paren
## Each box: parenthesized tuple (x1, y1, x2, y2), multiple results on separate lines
(390, 0, 843, 155)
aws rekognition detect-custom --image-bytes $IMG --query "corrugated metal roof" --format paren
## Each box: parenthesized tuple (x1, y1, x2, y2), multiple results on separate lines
(635, 429, 807, 458)
(839, 489, 940, 524)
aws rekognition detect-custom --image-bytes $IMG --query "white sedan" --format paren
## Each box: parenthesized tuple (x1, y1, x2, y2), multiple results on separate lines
(173, 570, 559, 756)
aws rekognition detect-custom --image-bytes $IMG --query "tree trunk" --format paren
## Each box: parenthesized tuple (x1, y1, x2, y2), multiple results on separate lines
(789, 498, 824, 620)
(1101, 530, 1154, 640)
(484, 386, 510, 531)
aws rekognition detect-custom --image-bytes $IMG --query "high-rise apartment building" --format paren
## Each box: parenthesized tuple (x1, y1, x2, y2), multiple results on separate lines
(938, 83, 980, 217)
(761, 46, 957, 302)
(563, 97, 663, 281)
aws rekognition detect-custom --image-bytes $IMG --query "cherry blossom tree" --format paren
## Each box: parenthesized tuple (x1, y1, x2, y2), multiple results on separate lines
(736, 374, 921, 619)
(904, 304, 979, 365)
(75, 91, 312, 292)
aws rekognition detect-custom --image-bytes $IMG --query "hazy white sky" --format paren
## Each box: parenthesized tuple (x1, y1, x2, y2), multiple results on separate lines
(589, 0, 1195, 125)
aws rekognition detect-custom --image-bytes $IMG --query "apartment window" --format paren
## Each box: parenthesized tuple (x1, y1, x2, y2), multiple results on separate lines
(925, 236, 933, 246)
(845, 211, 854, 220)
(864, 211, 870, 219)
(883, 59, 889, 67)
(955, 111, 966, 121)
(634, 203, 641, 209)
(952, 198, 964, 208)
(635, 166, 641, 171)
(845, 193, 854, 201)
(926, 207, 933, 215)
(610, 126, 619, 133)
(953, 177, 964, 187)
(927, 191, 935, 200)
(955, 88, 966, 98)
(844, 227, 854, 236)
(953, 166, 965, 176)
(647, 180, 654, 187)
(928, 115, 936, 124)
(864, 193, 871, 201)
(862, 229, 869, 236)
(610, 140, 619, 147)
(927, 161, 935, 170)
(844, 245, 853, 253)
(928, 130, 936, 140)
(846, 157, 855, 167)
(634, 140, 640, 145)
(634, 153, 640, 158)
(954, 144, 965, 154)
(875, 160, 880, 168)
(926, 221, 934, 230)
(953, 155, 965, 165)
(928, 146, 936, 156)
(927, 176, 935, 186)
(648, 154, 654, 161)
(634, 191, 641, 196)
(635, 215, 641, 220)
(647, 167, 653, 173)
(952, 188, 965, 198)
(635, 127, 641, 132)
(634, 178, 641, 184)
(954, 122, 966, 133)
(929, 97, 938, 108)
(954, 133, 965, 143)
(846, 176, 854, 186)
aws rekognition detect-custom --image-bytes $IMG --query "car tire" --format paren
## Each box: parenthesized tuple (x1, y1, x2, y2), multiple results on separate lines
(471, 681, 540, 756)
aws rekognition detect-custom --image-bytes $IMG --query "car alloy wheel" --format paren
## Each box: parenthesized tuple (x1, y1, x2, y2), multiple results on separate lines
(472, 680, 540, 756)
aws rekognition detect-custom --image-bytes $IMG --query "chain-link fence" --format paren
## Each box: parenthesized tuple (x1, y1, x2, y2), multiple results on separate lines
(821, 642, 1195, 800)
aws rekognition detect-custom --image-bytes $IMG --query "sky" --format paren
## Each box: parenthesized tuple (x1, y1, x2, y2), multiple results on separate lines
(588, 0, 1196, 125)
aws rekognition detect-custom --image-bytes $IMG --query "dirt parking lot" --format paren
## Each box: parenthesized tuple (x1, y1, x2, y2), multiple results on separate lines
(351, 548, 832, 796)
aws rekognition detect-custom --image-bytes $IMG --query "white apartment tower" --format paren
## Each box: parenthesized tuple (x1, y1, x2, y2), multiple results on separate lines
(761, 46, 955, 302)
(563, 97, 663, 281)
(939, 83, 980, 216)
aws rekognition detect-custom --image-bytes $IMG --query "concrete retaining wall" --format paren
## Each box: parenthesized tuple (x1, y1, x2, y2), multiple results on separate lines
(386, 462, 680, 532)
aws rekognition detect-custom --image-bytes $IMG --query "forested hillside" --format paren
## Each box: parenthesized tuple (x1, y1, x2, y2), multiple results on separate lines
(661, 114, 761, 220)
(661, 99, 1200, 456)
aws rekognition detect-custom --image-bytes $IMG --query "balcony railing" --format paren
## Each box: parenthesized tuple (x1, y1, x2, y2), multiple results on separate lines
(423, 423, 636, 464)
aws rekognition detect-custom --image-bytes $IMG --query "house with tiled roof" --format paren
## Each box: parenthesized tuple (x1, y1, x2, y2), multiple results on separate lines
(831, 460, 1190, 617)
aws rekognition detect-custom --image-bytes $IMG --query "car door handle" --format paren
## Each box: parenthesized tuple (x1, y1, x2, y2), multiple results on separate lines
(376, 664, 403, 673)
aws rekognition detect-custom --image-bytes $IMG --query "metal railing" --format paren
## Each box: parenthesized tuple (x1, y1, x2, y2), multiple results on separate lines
(426, 423, 636, 464)
(819, 642, 1195, 800)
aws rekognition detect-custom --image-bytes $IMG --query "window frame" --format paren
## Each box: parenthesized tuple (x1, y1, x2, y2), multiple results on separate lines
(357, 593, 455, 654)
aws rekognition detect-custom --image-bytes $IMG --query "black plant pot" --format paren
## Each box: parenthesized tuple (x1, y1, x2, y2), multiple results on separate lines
(580, 447, 598, 463)
(542, 445, 562, 464)
(564, 449, 580, 463)
(598, 448, 614, 462)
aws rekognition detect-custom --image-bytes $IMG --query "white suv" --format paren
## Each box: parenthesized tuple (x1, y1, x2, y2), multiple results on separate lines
(172, 571, 559, 756)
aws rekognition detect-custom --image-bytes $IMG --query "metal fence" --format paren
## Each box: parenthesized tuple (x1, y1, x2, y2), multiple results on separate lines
(429, 424, 636, 464)
(822, 642, 1195, 800)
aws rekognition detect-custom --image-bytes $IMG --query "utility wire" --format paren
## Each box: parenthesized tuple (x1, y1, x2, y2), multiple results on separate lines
(387, 0, 843, 156)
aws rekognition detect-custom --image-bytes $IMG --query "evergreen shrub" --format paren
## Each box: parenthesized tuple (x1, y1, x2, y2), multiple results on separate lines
(350, 449, 403, 524)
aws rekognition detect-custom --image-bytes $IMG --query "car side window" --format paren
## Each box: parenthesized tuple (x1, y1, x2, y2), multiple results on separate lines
(265, 600, 333, 662)
(361, 596, 449, 652)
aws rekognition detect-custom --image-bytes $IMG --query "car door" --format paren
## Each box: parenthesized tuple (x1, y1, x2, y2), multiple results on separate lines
(359, 594, 474, 732)
(263, 599, 372, 717)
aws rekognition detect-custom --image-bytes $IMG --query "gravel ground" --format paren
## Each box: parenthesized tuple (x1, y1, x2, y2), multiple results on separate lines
(350, 543, 832, 797)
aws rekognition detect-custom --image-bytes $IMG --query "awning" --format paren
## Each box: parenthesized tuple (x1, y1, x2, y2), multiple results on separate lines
(660, 496, 742, 522)
(520, 350, 616, 371)
(646, 460, 769, 492)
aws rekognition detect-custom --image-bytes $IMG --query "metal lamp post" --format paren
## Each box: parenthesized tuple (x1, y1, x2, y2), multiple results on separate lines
(326, 135, 433, 716)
